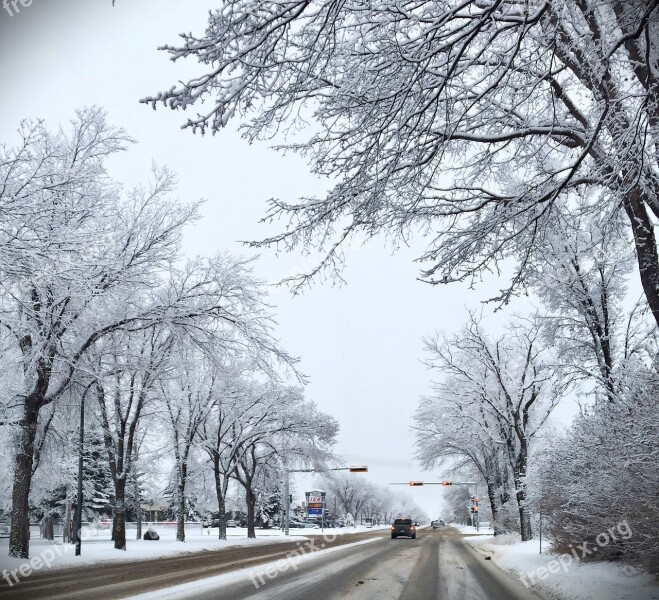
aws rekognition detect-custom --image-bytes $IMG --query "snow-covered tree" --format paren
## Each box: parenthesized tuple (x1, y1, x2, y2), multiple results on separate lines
(162, 347, 216, 542)
(536, 358, 659, 574)
(525, 209, 655, 404)
(419, 316, 565, 540)
(144, 1, 659, 328)
(0, 109, 194, 559)
(0, 106, 301, 557)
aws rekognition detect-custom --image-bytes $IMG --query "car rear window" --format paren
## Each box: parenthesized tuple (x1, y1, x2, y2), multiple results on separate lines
(394, 519, 412, 525)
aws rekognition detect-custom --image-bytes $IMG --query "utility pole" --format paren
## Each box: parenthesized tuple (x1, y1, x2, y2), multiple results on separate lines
(74, 395, 85, 556)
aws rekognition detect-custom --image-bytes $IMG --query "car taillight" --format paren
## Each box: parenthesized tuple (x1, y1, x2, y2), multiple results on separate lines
(409, 526, 414, 530)
(391, 525, 394, 530)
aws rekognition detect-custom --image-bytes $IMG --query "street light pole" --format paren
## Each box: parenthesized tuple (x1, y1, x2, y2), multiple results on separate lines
(75, 393, 85, 556)
(284, 469, 290, 536)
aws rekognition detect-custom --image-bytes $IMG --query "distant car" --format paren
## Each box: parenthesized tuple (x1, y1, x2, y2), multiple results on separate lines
(431, 518, 445, 529)
(391, 518, 416, 539)
(226, 519, 238, 528)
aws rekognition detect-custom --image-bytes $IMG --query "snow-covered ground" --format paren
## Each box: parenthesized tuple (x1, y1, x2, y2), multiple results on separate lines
(448, 523, 494, 536)
(126, 537, 383, 600)
(463, 531, 659, 600)
(0, 524, 383, 575)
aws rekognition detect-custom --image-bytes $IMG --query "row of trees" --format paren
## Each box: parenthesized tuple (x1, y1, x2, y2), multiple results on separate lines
(319, 473, 428, 526)
(0, 108, 338, 559)
(139, 0, 659, 574)
(414, 214, 659, 572)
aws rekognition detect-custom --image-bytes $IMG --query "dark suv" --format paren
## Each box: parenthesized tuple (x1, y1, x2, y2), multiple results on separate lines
(391, 518, 416, 539)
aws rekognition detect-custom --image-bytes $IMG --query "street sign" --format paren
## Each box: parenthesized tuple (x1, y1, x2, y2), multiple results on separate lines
(305, 490, 326, 521)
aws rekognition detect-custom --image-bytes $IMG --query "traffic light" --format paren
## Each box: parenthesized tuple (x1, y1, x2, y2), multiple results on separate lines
(409, 481, 424, 486)
(289, 495, 293, 503)
(441, 480, 453, 486)
(349, 466, 368, 473)
(469, 496, 479, 513)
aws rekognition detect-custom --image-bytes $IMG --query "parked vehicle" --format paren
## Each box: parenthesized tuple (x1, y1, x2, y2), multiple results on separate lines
(226, 519, 238, 527)
(288, 519, 307, 528)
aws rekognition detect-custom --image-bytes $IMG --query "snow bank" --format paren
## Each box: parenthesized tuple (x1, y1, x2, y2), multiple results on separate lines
(0, 524, 387, 575)
(0, 528, 307, 574)
(465, 535, 659, 600)
(449, 523, 495, 536)
(126, 537, 383, 600)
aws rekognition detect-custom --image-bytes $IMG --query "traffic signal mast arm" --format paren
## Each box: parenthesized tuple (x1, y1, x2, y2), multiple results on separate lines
(388, 481, 476, 486)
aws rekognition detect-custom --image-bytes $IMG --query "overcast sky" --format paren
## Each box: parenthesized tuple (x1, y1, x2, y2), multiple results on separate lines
(0, 0, 571, 516)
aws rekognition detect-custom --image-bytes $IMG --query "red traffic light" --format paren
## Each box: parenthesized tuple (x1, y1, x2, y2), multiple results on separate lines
(409, 481, 424, 486)
(441, 480, 453, 486)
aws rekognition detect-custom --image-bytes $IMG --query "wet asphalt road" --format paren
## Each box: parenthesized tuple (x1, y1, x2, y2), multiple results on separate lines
(0, 527, 545, 600)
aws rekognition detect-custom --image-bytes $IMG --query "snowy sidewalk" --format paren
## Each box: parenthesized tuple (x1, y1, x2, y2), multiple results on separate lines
(0, 524, 384, 574)
(463, 533, 659, 600)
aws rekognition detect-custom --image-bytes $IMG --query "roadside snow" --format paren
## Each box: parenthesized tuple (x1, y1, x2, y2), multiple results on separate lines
(0, 524, 383, 575)
(464, 535, 659, 600)
(449, 523, 494, 536)
(0, 527, 306, 574)
(125, 537, 384, 600)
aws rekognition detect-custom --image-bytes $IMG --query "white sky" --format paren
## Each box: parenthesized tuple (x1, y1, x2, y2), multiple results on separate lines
(0, 0, 574, 516)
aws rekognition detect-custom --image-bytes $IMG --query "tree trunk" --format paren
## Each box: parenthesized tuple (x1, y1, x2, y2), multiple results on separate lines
(44, 516, 54, 541)
(113, 478, 127, 550)
(513, 453, 532, 541)
(63, 486, 72, 544)
(176, 479, 186, 542)
(212, 456, 228, 541)
(9, 400, 39, 558)
(246, 487, 256, 539)
(486, 480, 502, 536)
(625, 190, 659, 329)
(217, 493, 227, 541)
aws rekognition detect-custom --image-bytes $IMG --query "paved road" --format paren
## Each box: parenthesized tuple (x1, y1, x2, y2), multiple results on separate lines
(1, 528, 544, 600)
(134, 528, 544, 600)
